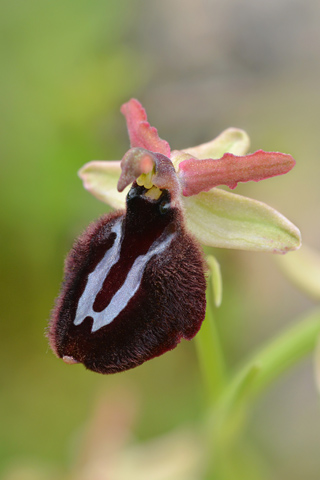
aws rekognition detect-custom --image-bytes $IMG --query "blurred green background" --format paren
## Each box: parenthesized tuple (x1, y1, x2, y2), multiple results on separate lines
(1, 0, 320, 478)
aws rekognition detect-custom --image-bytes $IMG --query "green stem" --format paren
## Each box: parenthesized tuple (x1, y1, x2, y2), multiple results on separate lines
(204, 308, 320, 479)
(213, 308, 320, 443)
(235, 307, 320, 399)
(195, 290, 226, 405)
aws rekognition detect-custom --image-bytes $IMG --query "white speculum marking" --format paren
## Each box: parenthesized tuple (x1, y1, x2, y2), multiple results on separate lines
(74, 220, 175, 333)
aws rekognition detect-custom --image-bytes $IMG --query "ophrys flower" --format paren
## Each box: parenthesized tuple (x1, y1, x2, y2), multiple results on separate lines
(48, 99, 301, 374)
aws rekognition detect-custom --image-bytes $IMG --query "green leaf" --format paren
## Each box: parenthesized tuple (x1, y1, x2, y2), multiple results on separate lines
(183, 188, 301, 253)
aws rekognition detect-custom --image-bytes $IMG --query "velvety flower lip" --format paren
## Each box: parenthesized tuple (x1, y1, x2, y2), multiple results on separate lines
(79, 98, 301, 254)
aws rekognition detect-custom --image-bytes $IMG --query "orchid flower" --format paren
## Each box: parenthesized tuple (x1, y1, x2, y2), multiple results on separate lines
(48, 99, 301, 375)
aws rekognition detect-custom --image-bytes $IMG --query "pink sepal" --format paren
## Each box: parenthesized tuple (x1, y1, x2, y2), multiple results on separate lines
(178, 150, 296, 197)
(121, 99, 171, 157)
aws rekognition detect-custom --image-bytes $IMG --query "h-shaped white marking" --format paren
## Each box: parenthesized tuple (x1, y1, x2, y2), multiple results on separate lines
(74, 220, 175, 333)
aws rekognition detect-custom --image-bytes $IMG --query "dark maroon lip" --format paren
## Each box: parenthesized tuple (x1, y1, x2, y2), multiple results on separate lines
(48, 181, 206, 374)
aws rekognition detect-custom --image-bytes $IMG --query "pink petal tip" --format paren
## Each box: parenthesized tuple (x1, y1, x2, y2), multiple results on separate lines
(121, 99, 171, 157)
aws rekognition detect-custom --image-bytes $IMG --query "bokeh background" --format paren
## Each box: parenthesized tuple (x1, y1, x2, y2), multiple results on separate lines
(1, 0, 320, 478)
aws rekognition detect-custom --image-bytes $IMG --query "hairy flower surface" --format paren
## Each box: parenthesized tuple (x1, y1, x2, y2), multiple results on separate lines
(49, 99, 301, 374)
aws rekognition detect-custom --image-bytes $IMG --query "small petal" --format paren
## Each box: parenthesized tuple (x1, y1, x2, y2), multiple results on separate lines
(182, 127, 250, 159)
(182, 188, 301, 253)
(179, 151, 296, 197)
(277, 245, 320, 300)
(78, 161, 127, 210)
(121, 98, 171, 157)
